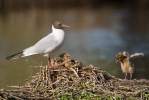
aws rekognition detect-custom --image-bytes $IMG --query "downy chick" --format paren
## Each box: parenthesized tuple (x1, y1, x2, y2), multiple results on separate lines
(116, 51, 144, 80)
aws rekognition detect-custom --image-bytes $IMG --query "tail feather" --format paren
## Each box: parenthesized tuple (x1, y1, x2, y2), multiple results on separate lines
(6, 52, 23, 60)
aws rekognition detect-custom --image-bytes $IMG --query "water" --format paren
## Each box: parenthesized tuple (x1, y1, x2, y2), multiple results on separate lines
(0, 7, 149, 88)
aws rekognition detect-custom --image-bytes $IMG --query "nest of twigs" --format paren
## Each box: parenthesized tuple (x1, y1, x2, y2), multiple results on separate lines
(24, 53, 115, 99)
(0, 53, 149, 100)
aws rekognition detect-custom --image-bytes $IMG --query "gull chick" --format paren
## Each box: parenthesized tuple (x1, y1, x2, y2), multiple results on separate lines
(6, 21, 70, 67)
(116, 51, 144, 80)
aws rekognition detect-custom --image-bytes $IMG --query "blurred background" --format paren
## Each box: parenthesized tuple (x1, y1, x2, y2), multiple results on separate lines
(0, 0, 149, 89)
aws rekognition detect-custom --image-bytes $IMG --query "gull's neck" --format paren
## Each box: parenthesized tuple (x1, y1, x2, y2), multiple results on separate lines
(52, 25, 63, 32)
(52, 25, 55, 31)
(52, 25, 65, 35)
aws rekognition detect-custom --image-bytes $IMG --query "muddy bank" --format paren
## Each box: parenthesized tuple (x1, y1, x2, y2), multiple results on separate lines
(0, 53, 149, 99)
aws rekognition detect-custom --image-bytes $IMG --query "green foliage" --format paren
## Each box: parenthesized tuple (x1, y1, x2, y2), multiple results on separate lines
(55, 93, 69, 100)
(144, 93, 149, 99)
(106, 87, 112, 91)
(112, 94, 122, 100)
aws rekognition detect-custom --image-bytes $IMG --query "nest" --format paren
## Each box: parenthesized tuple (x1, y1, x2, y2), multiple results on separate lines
(24, 53, 114, 98)
(0, 53, 149, 99)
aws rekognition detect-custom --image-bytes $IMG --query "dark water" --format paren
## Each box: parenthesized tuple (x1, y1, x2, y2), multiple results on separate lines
(0, 7, 149, 88)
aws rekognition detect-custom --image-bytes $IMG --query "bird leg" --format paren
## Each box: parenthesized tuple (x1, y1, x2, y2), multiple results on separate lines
(124, 73, 127, 80)
(130, 73, 132, 80)
(47, 55, 51, 68)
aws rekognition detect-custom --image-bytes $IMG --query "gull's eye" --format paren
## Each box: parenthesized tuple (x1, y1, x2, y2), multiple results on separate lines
(57, 23, 61, 26)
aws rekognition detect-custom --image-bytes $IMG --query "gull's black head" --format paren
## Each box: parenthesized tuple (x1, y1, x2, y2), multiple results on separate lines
(53, 21, 70, 29)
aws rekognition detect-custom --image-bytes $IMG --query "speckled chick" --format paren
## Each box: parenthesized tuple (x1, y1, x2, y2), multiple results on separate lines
(116, 51, 144, 80)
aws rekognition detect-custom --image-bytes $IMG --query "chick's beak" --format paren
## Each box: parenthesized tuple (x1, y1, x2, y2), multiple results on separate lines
(116, 58, 119, 63)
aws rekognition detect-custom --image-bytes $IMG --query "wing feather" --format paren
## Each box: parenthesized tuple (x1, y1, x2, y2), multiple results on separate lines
(23, 34, 58, 56)
(130, 53, 144, 58)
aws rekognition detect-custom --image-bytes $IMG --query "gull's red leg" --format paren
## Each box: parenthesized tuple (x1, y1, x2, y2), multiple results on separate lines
(47, 55, 51, 68)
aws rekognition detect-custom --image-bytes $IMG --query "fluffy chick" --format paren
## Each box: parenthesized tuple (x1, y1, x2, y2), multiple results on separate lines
(116, 51, 144, 80)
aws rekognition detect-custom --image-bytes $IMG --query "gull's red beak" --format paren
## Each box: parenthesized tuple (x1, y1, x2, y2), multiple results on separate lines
(62, 24, 70, 28)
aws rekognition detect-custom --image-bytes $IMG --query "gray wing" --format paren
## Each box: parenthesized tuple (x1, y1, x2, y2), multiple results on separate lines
(130, 53, 144, 58)
(23, 34, 58, 56)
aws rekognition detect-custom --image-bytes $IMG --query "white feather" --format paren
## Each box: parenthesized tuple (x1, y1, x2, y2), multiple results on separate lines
(23, 25, 65, 57)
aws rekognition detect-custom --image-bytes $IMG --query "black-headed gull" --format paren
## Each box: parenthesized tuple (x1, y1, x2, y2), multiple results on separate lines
(6, 21, 70, 67)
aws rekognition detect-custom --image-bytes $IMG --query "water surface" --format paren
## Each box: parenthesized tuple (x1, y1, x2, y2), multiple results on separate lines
(0, 7, 149, 88)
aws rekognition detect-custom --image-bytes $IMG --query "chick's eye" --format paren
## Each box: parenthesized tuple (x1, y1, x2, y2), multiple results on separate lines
(118, 56, 121, 58)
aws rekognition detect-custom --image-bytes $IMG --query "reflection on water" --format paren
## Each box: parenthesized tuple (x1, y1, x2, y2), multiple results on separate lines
(0, 7, 149, 88)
